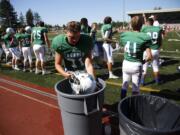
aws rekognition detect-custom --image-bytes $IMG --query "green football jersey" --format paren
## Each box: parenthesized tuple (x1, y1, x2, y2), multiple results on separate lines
(141, 25, 162, 50)
(20, 33, 31, 47)
(32, 27, 48, 45)
(3, 34, 19, 48)
(119, 31, 151, 62)
(80, 25, 90, 35)
(52, 34, 93, 71)
(101, 24, 112, 39)
(15, 33, 22, 41)
(0, 35, 2, 48)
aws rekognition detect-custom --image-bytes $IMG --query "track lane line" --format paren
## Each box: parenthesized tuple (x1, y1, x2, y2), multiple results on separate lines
(0, 86, 59, 109)
(0, 78, 57, 100)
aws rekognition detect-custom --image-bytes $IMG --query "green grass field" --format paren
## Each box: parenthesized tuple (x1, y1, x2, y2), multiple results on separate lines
(0, 31, 180, 105)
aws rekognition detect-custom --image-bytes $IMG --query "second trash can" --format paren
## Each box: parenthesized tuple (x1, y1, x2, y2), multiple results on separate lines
(55, 78, 106, 135)
(118, 95, 180, 135)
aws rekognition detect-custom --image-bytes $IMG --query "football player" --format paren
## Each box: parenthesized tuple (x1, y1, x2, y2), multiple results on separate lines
(0, 33, 3, 63)
(52, 21, 95, 79)
(31, 21, 50, 75)
(119, 15, 152, 99)
(21, 26, 33, 72)
(80, 18, 91, 35)
(4, 27, 21, 70)
(101, 16, 119, 79)
(141, 17, 163, 85)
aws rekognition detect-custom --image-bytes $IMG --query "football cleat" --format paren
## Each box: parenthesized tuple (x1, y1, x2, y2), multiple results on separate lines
(69, 71, 96, 94)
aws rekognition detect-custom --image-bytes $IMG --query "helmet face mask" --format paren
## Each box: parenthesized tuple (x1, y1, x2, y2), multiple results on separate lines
(69, 72, 96, 94)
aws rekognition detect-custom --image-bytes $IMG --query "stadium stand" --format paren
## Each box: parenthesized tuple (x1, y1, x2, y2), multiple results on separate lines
(127, 8, 180, 30)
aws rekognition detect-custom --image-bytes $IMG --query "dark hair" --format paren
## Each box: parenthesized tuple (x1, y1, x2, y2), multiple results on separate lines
(36, 21, 44, 27)
(66, 21, 81, 33)
(147, 18, 154, 25)
(104, 16, 112, 24)
(80, 18, 88, 26)
(131, 15, 144, 31)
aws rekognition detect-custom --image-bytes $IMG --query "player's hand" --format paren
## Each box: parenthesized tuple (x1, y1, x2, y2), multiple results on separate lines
(65, 71, 74, 79)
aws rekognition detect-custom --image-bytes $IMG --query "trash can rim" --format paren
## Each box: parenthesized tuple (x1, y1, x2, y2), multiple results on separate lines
(54, 78, 106, 98)
(118, 94, 180, 133)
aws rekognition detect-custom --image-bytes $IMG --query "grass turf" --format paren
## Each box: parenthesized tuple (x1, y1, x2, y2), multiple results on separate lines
(0, 31, 180, 104)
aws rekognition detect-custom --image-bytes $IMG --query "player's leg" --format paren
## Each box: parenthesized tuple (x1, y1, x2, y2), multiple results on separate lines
(13, 47, 21, 70)
(33, 45, 41, 74)
(141, 51, 148, 85)
(102, 43, 118, 79)
(152, 50, 160, 84)
(22, 47, 28, 72)
(39, 46, 47, 75)
(121, 60, 132, 99)
(132, 68, 142, 95)
(9, 48, 16, 69)
(27, 47, 33, 72)
(0, 48, 3, 63)
(121, 71, 131, 99)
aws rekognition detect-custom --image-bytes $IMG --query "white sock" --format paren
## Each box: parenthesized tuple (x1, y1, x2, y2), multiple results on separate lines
(109, 71, 113, 76)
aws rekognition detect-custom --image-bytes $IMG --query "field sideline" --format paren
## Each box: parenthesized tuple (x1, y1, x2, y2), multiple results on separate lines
(0, 31, 180, 104)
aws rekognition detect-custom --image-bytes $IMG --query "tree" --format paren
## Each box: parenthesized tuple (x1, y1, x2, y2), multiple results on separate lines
(18, 12, 25, 27)
(33, 12, 41, 25)
(26, 9, 34, 26)
(0, 0, 18, 30)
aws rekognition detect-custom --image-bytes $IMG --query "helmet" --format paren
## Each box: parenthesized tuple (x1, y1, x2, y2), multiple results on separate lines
(25, 26, 31, 33)
(69, 72, 96, 94)
(6, 27, 15, 34)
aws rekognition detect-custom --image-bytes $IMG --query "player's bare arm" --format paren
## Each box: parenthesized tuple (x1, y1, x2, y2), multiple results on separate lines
(55, 52, 72, 78)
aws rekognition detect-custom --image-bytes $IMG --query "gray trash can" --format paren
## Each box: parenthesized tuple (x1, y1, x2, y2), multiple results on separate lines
(55, 78, 106, 135)
(118, 95, 180, 135)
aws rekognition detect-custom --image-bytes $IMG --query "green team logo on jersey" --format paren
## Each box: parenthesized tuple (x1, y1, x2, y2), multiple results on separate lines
(64, 48, 85, 69)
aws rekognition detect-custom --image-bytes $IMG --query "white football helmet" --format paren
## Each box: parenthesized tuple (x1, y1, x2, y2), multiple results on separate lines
(25, 26, 32, 33)
(69, 72, 96, 94)
(6, 27, 15, 34)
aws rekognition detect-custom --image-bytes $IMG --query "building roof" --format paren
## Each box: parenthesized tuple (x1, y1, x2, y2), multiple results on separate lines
(127, 8, 180, 15)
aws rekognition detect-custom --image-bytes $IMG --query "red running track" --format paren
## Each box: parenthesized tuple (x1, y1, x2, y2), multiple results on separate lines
(0, 75, 64, 135)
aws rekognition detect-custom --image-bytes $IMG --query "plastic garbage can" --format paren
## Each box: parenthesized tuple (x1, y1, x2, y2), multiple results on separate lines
(55, 78, 106, 135)
(118, 95, 180, 135)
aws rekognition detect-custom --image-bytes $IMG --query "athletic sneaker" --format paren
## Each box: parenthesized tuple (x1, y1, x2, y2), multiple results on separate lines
(177, 66, 180, 72)
(23, 68, 27, 72)
(42, 70, 51, 75)
(35, 69, 41, 74)
(14, 67, 20, 71)
(109, 74, 119, 79)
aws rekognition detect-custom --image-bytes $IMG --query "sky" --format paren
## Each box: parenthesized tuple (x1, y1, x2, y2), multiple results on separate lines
(11, 0, 180, 26)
